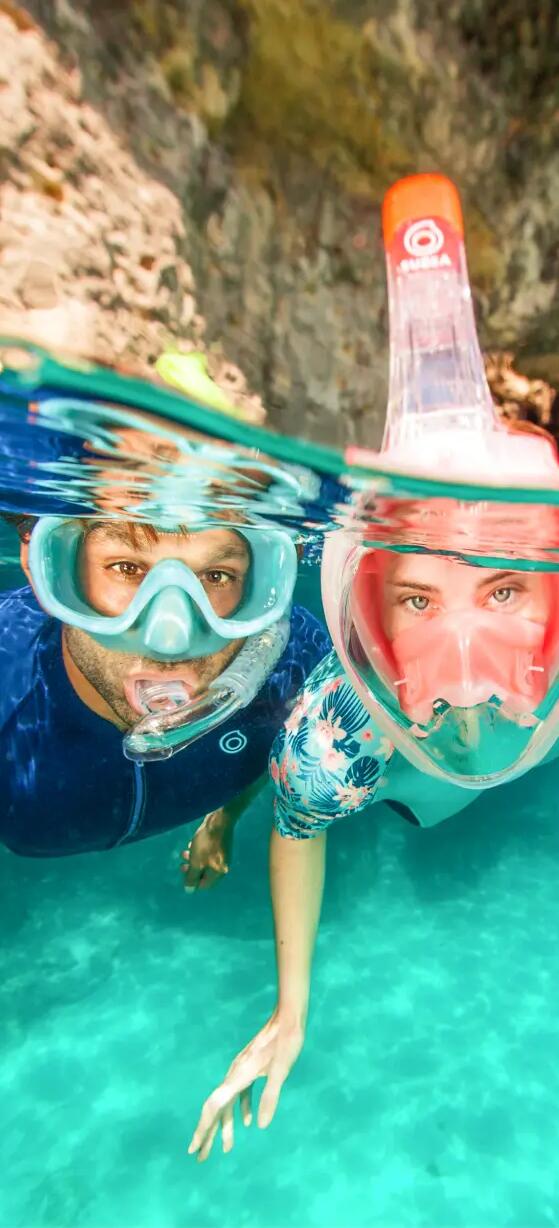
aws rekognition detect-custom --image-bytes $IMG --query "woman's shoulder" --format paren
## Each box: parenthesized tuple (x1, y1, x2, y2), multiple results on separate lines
(270, 651, 394, 837)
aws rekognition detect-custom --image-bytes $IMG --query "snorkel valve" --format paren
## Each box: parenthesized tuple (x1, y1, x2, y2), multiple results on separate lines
(122, 617, 290, 762)
(347, 173, 558, 485)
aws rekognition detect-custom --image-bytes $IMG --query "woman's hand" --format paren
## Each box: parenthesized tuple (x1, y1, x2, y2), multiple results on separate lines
(188, 1011, 305, 1161)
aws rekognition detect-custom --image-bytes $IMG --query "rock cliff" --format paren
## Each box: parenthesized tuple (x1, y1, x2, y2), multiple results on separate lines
(1, 0, 557, 443)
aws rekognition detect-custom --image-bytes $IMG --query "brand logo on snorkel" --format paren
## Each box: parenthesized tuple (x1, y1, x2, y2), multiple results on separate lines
(399, 219, 451, 273)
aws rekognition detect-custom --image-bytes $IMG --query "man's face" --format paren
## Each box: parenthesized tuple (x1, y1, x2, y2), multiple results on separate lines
(61, 522, 250, 728)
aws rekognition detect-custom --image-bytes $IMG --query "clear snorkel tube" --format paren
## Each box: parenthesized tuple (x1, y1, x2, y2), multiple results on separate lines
(122, 616, 291, 762)
(321, 174, 559, 790)
(346, 174, 557, 485)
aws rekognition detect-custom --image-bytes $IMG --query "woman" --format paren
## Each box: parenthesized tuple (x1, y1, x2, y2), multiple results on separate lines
(188, 471, 559, 1157)
(188, 165, 559, 1157)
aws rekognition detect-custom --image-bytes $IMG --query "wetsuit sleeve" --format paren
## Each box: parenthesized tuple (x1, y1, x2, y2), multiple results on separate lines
(263, 605, 332, 714)
(270, 650, 392, 839)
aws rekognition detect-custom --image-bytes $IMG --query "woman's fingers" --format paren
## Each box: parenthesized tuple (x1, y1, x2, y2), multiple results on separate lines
(221, 1103, 235, 1153)
(240, 1086, 253, 1127)
(188, 1022, 286, 1159)
(197, 1118, 220, 1163)
(188, 1087, 228, 1155)
(257, 1055, 292, 1129)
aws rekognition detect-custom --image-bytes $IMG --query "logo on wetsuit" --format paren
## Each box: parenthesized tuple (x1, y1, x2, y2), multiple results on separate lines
(219, 730, 248, 754)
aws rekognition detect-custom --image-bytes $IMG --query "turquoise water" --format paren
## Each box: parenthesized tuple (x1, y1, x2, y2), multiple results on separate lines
(3, 749, 559, 1227)
(3, 420, 559, 1227)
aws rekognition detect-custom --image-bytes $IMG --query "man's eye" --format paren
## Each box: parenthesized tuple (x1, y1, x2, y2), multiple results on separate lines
(108, 561, 144, 579)
(403, 594, 430, 612)
(203, 569, 235, 587)
(153, 443, 180, 463)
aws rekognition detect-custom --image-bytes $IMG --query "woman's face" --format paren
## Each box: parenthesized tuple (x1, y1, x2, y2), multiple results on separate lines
(380, 553, 553, 642)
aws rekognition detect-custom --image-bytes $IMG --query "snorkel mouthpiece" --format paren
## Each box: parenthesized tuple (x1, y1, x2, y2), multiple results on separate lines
(122, 616, 291, 762)
(135, 679, 191, 716)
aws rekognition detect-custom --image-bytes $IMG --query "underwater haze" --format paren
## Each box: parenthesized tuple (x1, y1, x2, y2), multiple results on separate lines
(3, 750, 559, 1227)
(2, 345, 559, 1228)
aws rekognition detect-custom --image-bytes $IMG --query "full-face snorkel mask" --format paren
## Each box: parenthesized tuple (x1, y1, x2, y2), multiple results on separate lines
(322, 173, 559, 789)
(29, 515, 298, 761)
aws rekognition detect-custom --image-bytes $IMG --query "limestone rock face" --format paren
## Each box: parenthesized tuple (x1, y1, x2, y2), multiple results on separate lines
(0, 0, 266, 422)
(1, 1, 558, 443)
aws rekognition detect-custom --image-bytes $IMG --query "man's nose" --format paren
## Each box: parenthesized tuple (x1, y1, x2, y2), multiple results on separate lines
(142, 588, 195, 657)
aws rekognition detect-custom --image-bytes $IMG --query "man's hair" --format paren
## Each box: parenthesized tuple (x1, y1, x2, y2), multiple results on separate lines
(0, 514, 234, 548)
(1, 513, 36, 541)
(82, 521, 190, 548)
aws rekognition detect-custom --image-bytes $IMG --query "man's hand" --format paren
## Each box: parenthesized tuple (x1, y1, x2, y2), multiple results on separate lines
(181, 775, 266, 892)
(188, 1012, 304, 1161)
(181, 807, 234, 891)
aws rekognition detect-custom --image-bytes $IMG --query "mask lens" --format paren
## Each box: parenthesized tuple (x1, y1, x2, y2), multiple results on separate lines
(78, 526, 250, 619)
(337, 538, 559, 786)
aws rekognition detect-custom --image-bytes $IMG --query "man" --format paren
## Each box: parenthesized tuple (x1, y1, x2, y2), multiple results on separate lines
(0, 513, 330, 882)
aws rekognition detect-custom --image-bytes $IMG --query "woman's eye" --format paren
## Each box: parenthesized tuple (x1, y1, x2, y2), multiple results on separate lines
(491, 587, 513, 604)
(404, 594, 430, 612)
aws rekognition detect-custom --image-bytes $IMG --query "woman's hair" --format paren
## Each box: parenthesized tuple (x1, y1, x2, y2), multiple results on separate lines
(504, 418, 558, 451)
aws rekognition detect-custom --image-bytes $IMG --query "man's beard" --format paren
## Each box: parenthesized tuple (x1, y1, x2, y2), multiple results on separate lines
(63, 626, 239, 729)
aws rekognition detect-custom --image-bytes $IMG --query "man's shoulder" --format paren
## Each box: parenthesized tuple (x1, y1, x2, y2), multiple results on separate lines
(0, 586, 49, 677)
(0, 587, 51, 724)
(263, 605, 331, 710)
(0, 585, 46, 639)
(288, 604, 332, 654)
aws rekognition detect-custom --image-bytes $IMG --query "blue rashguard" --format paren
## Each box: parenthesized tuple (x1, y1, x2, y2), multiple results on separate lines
(0, 587, 331, 858)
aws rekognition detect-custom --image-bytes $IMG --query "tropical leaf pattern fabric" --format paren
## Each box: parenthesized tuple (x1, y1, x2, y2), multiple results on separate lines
(270, 650, 394, 839)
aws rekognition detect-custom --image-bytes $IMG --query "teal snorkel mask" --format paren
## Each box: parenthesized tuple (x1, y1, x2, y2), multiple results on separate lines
(28, 515, 298, 761)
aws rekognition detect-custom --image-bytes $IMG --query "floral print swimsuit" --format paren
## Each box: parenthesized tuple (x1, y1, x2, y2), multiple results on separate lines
(271, 650, 395, 839)
(270, 646, 559, 837)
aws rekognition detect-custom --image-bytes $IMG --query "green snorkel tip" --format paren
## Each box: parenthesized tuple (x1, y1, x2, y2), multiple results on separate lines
(155, 352, 245, 419)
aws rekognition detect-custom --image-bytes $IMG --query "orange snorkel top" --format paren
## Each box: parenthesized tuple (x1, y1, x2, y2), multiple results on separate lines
(346, 171, 558, 487)
(382, 173, 464, 249)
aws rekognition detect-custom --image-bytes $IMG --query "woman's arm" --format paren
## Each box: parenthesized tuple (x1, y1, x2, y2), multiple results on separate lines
(271, 826, 326, 1028)
(189, 651, 382, 1159)
(188, 827, 326, 1160)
